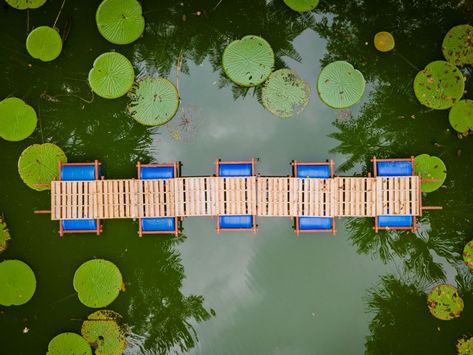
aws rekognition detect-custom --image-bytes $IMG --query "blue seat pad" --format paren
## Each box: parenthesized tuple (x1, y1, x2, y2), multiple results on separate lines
(141, 166, 175, 180)
(141, 217, 176, 232)
(219, 215, 254, 229)
(218, 163, 252, 177)
(62, 219, 97, 231)
(61, 165, 98, 181)
(296, 164, 331, 178)
(378, 215, 413, 227)
(298, 216, 333, 230)
(376, 161, 412, 177)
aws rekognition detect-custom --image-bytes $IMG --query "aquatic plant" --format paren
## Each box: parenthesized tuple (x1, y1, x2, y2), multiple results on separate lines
(0, 97, 37, 142)
(427, 284, 463, 320)
(128, 77, 179, 126)
(457, 337, 473, 355)
(0, 260, 36, 306)
(414, 154, 446, 193)
(374, 31, 395, 52)
(222, 35, 274, 87)
(463, 240, 473, 271)
(5, 0, 46, 9)
(18, 143, 67, 191)
(317, 61, 366, 108)
(88, 52, 135, 99)
(47, 333, 92, 355)
(283, 0, 319, 12)
(449, 99, 473, 134)
(0, 216, 11, 253)
(96, 0, 145, 45)
(26, 26, 62, 62)
(81, 310, 126, 355)
(442, 25, 473, 67)
(413, 60, 464, 110)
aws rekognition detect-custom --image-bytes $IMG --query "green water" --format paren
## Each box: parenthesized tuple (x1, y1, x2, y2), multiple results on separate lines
(1, 0, 473, 354)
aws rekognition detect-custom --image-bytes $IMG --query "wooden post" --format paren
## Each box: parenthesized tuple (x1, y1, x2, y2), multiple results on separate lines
(329, 160, 334, 178)
(372, 156, 377, 177)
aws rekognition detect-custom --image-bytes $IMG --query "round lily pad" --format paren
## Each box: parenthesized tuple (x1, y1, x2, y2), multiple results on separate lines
(5, 0, 46, 9)
(261, 69, 310, 118)
(442, 25, 473, 67)
(128, 77, 179, 126)
(374, 31, 395, 52)
(18, 143, 67, 191)
(283, 0, 319, 12)
(0, 216, 11, 253)
(88, 52, 135, 99)
(73, 259, 123, 308)
(0, 97, 37, 142)
(96, 0, 145, 45)
(47, 333, 92, 355)
(463, 240, 473, 271)
(222, 35, 274, 87)
(457, 337, 473, 355)
(26, 26, 62, 62)
(0, 260, 36, 306)
(317, 61, 366, 109)
(414, 154, 446, 193)
(427, 284, 464, 320)
(413, 61, 465, 110)
(449, 100, 473, 133)
(81, 310, 126, 355)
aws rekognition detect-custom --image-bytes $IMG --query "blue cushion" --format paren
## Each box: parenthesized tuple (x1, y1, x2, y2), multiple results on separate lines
(218, 163, 252, 177)
(62, 219, 97, 231)
(219, 215, 254, 229)
(61, 165, 98, 181)
(378, 215, 413, 227)
(298, 216, 333, 230)
(141, 166, 175, 180)
(296, 164, 331, 178)
(377, 161, 412, 177)
(141, 217, 176, 232)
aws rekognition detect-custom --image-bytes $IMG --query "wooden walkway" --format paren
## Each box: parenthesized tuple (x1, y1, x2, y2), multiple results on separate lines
(50, 176, 420, 220)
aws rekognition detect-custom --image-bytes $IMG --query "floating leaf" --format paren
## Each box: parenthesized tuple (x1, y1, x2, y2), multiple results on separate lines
(96, 0, 145, 45)
(0, 97, 37, 142)
(222, 35, 274, 87)
(457, 337, 473, 355)
(73, 259, 123, 308)
(463, 240, 473, 271)
(0, 216, 11, 253)
(18, 143, 67, 191)
(0, 260, 36, 306)
(26, 26, 62, 62)
(81, 310, 127, 355)
(88, 52, 135, 99)
(283, 0, 319, 12)
(47, 333, 92, 355)
(413, 61, 465, 110)
(317, 61, 366, 109)
(449, 99, 473, 133)
(414, 154, 447, 193)
(261, 69, 310, 118)
(5, 0, 46, 9)
(128, 77, 179, 126)
(374, 31, 395, 52)
(442, 25, 473, 67)
(427, 284, 464, 320)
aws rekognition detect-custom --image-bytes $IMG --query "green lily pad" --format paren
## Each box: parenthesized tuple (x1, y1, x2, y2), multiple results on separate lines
(73, 259, 124, 308)
(222, 35, 274, 87)
(261, 69, 310, 118)
(81, 310, 126, 355)
(47, 333, 92, 355)
(26, 26, 62, 62)
(414, 154, 447, 193)
(5, 0, 46, 9)
(283, 0, 319, 12)
(457, 337, 473, 355)
(88, 52, 135, 99)
(0, 260, 36, 306)
(442, 25, 473, 67)
(128, 77, 179, 126)
(317, 61, 366, 109)
(463, 240, 473, 271)
(0, 97, 37, 142)
(413, 60, 465, 110)
(427, 284, 464, 320)
(374, 31, 395, 52)
(449, 99, 473, 133)
(96, 0, 145, 45)
(0, 216, 11, 253)
(18, 143, 67, 191)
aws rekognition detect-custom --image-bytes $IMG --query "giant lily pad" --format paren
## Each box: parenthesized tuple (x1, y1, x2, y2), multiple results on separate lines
(81, 310, 126, 355)
(47, 333, 92, 355)
(73, 259, 123, 308)
(26, 26, 62, 62)
(442, 25, 473, 67)
(449, 100, 473, 133)
(0, 260, 36, 306)
(283, 0, 319, 12)
(222, 35, 274, 87)
(128, 77, 179, 126)
(374, 31, 395, 52)
(463, 240, 473, 271)
(88, 52, 135, 99)
(0, 97, 37, 142)
(0, 216, 11, 253)
(5, 0, 46, 9)
(96, 0, 145, 45)
(413, 61, 465, 110)
(317, 61, 366, 109)
(414, 154, 446, 193)
(457, 337, 473, 355)
(18, 143, 67, 191)
(427, 284, 464, 320)
(261, 69, 310, 118)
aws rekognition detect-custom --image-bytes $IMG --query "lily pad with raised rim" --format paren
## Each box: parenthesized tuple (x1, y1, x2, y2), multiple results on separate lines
(26, 26, 62, 62)
(449, 100, 473, 133)
(442, 25, 473, 67)
(414, 154, 446, 193)
(427, 284, 464, 320)
(374, 31, 395, 52)
(0, 216, 11, 253)
(88, 52, 135, 99)
(0, 260, 36, 306)
(261, 69, 310, 118)
(96, 0, 145, 45)
(463, 240, 473, 271)
(317, 61, 366, 109)
(0, 97, 37, 142)
(128, 77, 179, 126)
(18, 143, 67, 191)
(6, 0, 46, 9)
(457, 337, 473, 355)
(413, 61, 465, 110)
(283, 0, 319, 12)
(47, 333, 92, 355)
(222, 35, 274, 87)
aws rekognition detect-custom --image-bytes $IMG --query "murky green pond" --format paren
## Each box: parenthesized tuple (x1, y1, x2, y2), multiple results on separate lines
(1, 1, 473, 354)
